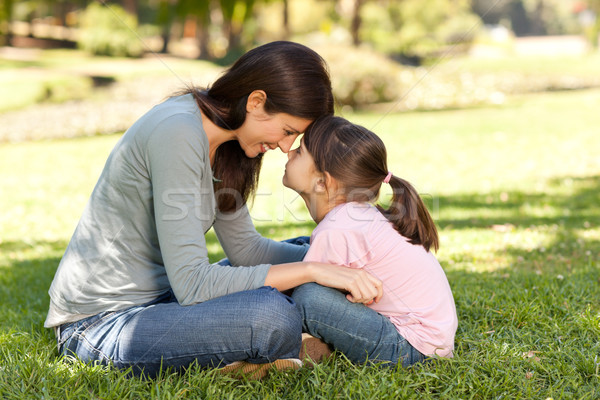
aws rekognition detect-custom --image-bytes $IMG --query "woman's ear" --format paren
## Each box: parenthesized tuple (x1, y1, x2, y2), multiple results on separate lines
(246, 90, 267, 113)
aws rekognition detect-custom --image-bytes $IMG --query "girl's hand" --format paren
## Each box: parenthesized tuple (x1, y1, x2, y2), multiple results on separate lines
(308, 262, 383, 304)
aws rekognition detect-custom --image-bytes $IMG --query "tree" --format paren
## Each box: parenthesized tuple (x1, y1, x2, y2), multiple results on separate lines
(155, 0, 211, 57)
(120, 0, 138, 16)
(350, 0, 365, 46)
(471, 0, 512, 25)
(220, 0, 257, 55)
(361, 0, 481, 62)
(588, 0, 600, 48)
(156, 0, 175, 53)
(177, 0, 212, 58)
(282, 0, 289, 39)
(0, 0, 14, 45)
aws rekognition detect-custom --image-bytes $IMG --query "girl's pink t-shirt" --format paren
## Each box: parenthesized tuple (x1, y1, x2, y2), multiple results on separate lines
(303, 202, 458, 358)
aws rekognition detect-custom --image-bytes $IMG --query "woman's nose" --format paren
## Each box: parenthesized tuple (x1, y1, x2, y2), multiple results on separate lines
(277, 134, 298, 153)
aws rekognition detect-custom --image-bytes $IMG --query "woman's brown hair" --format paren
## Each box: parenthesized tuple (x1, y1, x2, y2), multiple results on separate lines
(182, 41, 334, 212)
(303, 116, 439, 252)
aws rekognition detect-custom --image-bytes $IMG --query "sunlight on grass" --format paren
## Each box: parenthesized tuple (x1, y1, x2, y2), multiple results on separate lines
(0, 135, 120, 243)
(453, 53, 600, 77)
(345, 89, 600, 194)
(1, 89, 599, 398)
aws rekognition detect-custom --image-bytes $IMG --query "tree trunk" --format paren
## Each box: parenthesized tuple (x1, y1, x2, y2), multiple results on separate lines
(157, 0, 173, 54)
(592, 0, 600, 49)
(530, 0, 546, 36)
(121, 0, 138, 16)
(228, 21, 240, 53)
(282, 0, 290, 39)
(197, 20, 211, 59)
(160, 28, 170, 53)
(1, 0, 14, 46)
(351, 0, 364, 46)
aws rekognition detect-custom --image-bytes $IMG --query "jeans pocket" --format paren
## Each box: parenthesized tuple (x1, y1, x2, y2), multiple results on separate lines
(60, 311, 117, 361)
(57, 317, 91, 353)
(58, 293, 173, 360)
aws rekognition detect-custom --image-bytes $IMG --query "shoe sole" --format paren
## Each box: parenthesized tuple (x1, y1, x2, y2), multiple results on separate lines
(299, 333, 333, 365)
(219, 359, 301, 380)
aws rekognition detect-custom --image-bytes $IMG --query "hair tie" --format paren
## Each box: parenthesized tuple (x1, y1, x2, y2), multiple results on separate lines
(383, 171, 393, 184)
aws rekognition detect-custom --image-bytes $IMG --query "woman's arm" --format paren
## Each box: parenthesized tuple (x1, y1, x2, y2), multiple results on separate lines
(214, 207, 382, 303)
(213, 207, 381, 302)
(148, 112, 272, 305)
(272, 220, 384, 304)
(265, 262, 383, 304)
(213, 206, 310, 266)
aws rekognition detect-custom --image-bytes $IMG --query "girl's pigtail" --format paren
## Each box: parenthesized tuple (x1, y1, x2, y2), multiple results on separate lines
(377, 175, 439, 252)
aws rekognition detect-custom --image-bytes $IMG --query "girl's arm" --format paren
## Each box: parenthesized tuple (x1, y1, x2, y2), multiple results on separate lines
(265, 262, 383, 304)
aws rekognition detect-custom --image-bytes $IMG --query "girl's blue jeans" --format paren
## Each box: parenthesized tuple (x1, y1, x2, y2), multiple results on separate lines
(57, 286, 301, 377)
(292, 282, 426, 367)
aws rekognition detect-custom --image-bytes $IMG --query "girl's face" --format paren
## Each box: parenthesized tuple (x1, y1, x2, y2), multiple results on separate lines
(283, 139, 321, 194)
(235, 94, 312, 158)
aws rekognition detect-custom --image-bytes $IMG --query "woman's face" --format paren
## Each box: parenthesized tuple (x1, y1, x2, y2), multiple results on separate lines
(235, 91, 313, 158)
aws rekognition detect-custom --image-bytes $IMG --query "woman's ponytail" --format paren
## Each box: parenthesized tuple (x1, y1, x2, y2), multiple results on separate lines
(377, 175, 439, 252)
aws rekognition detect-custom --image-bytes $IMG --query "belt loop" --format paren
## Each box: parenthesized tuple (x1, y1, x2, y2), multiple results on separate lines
(54, 325, 60, 352)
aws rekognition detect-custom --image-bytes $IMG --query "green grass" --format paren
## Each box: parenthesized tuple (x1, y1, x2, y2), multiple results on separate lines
(3, 48, 600, 114)
(0, 49, 222, 112)
(450, 52, 600, 78)
(1, 88, 600, 398)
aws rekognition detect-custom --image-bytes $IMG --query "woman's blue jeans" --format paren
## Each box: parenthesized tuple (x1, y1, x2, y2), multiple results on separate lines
(57, 286, 302, 377)
(291, 282, 426, 367)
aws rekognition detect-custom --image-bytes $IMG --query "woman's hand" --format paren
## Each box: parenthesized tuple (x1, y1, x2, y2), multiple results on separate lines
(307, 262, 383, 304)
(265, 261, 383, 304)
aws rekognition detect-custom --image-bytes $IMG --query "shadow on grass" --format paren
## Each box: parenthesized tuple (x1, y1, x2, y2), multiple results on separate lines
(2, 175, 598, 318)
(433, 174, 599, 310)
(0, 176, 598, 393)
(434, 175, 600, 230)
(0, 239, 66, 340)
(430, 175, 600, 386)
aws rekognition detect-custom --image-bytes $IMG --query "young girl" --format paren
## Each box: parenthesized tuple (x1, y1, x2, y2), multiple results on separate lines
(283, 115, 458, 367)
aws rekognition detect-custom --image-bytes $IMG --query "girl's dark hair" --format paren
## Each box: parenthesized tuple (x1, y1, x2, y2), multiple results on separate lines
(182, 41, 334, 212)
(303, 116, 439, 252)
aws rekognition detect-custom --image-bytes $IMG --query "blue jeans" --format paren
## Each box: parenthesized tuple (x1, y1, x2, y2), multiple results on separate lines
(57, 286, 302, 377)
(292, 283, 427, 367)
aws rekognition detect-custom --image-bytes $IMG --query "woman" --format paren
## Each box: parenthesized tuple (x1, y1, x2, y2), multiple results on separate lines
(46, 41, 382, 378)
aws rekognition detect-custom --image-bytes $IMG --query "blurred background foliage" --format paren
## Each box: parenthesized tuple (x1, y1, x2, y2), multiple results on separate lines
(0, 0, 600, 112)
(77, 2, 144, 57)
(2, 0, 599, 59)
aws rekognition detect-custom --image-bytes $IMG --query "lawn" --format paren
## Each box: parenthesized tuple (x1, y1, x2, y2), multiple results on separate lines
(1, 87, 599, 398)
(0, 48, 221, 113)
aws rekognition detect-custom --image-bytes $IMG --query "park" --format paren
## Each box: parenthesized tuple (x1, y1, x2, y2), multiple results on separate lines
(1, 0, 600, 398)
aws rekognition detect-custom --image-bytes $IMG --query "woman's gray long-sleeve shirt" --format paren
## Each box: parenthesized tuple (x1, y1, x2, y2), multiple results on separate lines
(45, 94, 308, 328)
